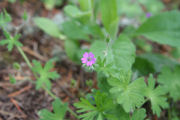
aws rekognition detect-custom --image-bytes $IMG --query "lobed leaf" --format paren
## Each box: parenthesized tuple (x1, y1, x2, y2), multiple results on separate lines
(0, 31, 22, 51)
(108, 77, 146, 112)
(74, 91, 114, 120)
(39, 99, 68, 120)
(145, 75, 169, 117)
(158, 66, 180, 101)
(131, 108, 146, 120)
(32, 60, 60, 90)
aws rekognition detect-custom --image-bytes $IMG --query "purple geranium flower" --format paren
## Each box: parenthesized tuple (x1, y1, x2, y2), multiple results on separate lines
(81, 52, 96, 67)
(146, 13, 152, 18)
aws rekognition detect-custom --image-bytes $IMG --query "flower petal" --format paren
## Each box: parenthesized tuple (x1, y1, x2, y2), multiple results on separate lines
(86, 62, 91, 66)
(81, 58, 87, 61)
(83, 52, 89, 58)
(91, 58, 96, 64)
(88, 52, 94, 58)
(82, 60, 87, 63)
(86, 61, 93, 66)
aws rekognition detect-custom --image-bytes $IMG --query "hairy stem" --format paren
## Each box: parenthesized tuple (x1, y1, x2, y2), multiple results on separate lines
(42, 85, 57, 99)
(17, 46, 32, 69)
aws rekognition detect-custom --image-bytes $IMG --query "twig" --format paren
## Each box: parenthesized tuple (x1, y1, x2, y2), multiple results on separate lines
(22, 46, 48, 62)
(8, 85, 32, 97)
(10, 98, 27, 118)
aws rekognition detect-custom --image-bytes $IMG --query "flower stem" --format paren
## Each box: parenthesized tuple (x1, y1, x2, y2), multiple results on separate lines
(42, 85, 57, 99)
(16, 46, 79, 119)
(17, 46, 32, 69)
(67, 107, 79, 119)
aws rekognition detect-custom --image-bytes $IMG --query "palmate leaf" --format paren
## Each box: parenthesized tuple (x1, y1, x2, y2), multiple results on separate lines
(106, 107, 146, 120)
(131, 108, 146, 120)
(32, 60, 60, 90)
(74, 91, 114, 120)
(105, 106, 130, 120)
(158, 66, 180, 101)
(136, 11, 180, 47)
(145, 75, 169, 117)
(0, 31, 22, 51)
(39, 99, 68, 120)
(0, 10, 11, 27)
(108, 77, 146, 112)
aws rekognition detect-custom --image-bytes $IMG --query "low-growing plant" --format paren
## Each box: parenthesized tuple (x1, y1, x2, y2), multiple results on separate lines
(0, 0, 180, 119)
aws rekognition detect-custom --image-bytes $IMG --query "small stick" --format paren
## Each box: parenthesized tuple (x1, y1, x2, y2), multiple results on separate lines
(22, 46, 48, 62)
(8, 85, 32, 97)
(10, 98, 26, 117)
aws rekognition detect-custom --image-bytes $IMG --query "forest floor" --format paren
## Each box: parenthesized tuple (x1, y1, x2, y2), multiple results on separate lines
(0, 0, 179, 120)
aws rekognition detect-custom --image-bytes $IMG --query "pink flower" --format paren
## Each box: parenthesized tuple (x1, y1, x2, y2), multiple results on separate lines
(146, 13, 152, 18)
(81, 52, 96, 67)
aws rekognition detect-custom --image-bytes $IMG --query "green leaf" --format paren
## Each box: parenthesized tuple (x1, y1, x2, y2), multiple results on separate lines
(39, 99, 68, 120)
(106, 34, 136, 72)
(139, 0, 164, 14)
(158, 66, 180, 101)
(171, 47, 180, 59)
(0, 10, 11, 27)
(108, 77, 146, 112)
(134, 39, 152, 52)
(64, 5, 91, 18)
(43, 0, 63, 10)
(90, 41, 107, 59)
(74, 91, 114, 120)
(97, 72, 111, 93)
(64, 4, 91, 23)
(78, 0, 92, 12)
(136, 11, 180, 47)
(131, 108, 146, 120)
(100, 0, 119, 38)
(34, 17, 62, 38)
(61, 20, 89, 40)
(13, 62, 21, 70)
(117, 0, 142, 18)
(8, 0, 16, 3)
(0, 31, 22, 51)
(32, 60, 60, 90)
(64, 5, 81, 17)
(145, 75, 168, 117)
(139, 53, 179, 73)
(105, 105, 130, 120)
(133, 57, 155, 76)
(9, 75, 16, 84)
(83, 23, 105, 39)
(65, 39, 79, 61)
(22, 11, 28, 21)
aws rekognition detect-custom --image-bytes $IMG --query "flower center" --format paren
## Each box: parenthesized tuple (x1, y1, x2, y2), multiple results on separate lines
(87, 57, 91, 61)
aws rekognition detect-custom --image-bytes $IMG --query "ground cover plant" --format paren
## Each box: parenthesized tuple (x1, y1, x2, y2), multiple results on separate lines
(0, 0, 180, 120)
